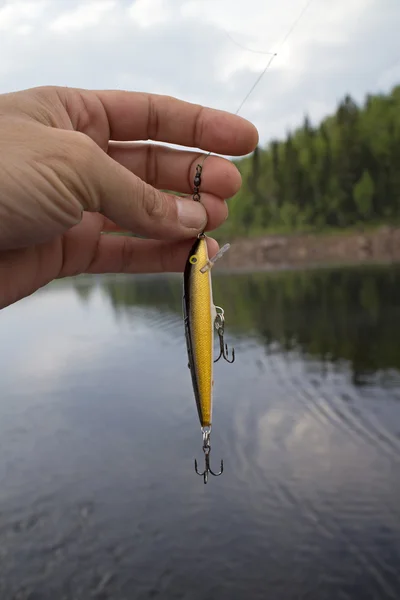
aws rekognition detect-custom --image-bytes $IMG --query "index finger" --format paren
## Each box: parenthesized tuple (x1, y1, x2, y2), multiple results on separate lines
(66, 88, 259, 156)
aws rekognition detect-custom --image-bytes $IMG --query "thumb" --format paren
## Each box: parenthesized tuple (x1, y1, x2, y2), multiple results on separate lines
(74, 133, 208, 240)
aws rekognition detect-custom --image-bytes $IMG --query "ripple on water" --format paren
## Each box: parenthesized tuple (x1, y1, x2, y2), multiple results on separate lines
(1, 268, 400, 599)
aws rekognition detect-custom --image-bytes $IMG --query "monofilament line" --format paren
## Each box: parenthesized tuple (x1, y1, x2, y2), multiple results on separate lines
(199, 0, 316, 166)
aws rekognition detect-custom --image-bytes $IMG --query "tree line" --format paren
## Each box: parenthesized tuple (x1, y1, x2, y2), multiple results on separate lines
(218, 84, 400, 238)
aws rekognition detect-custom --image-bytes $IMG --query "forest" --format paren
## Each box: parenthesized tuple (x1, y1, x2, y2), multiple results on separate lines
(217, 84, 400, 239)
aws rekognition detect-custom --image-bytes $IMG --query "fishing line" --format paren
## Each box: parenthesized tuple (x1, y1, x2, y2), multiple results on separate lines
(185, 0, 316, 485)
(199, 0, 316, 168)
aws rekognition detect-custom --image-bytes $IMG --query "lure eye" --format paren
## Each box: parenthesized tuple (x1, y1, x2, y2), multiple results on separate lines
(189, 255, 198, 264)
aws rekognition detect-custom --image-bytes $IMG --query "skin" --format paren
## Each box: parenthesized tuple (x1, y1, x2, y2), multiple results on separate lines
(0, 85, 259, 310)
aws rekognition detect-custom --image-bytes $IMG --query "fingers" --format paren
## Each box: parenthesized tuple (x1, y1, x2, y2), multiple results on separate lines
(107, 143, 233, 231)
(67, 132, 205, 240)
(101, 193, 227, 235)
(107, 142, 242, 198)
(58, 212, 219, 278)
(69, 130, 216, 239)
(85, 235, 220, 275)
(58, 87, 259, 155)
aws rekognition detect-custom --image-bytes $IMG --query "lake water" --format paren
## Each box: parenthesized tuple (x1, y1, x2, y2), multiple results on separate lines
(1, 265, 400, 599)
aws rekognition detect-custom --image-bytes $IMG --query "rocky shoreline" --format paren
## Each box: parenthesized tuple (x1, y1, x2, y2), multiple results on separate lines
(215, 226, 400, 271)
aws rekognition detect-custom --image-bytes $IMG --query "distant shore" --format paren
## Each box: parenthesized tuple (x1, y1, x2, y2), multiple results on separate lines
(215, 226, 400, 271)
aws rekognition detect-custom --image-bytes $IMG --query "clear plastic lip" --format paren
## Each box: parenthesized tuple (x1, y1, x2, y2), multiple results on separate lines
(200, 243, 231, 273)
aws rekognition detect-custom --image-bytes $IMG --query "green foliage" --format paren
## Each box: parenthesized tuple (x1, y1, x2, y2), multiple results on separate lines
(217, 84, 400, 240)
(353, 170, 375, 219)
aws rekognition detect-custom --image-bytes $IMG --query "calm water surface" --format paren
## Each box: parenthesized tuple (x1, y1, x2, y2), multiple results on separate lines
(1, 265, 400, 599)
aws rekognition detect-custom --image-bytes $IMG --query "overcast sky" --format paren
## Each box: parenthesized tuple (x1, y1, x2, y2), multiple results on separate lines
(0, 0, 399, 149)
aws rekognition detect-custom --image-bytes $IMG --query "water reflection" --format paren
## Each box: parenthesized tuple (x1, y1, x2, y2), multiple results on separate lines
(1, 265, 400, 599)
(91, 265, 400, 385)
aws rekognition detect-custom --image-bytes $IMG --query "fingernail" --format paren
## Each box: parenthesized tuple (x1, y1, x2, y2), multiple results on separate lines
(176, 198, 207, 230)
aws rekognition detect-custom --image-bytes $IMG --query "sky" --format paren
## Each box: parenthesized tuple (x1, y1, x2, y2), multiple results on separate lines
(0, 0, 399, 150)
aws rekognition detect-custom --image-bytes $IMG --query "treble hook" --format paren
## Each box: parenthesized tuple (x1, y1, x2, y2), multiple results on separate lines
(214, 307, 235, 364)
(194, 428, 223, 484)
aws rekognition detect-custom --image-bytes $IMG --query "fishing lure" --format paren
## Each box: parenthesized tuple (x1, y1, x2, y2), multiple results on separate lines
(183, 164, 234, 484)
(182, 0, 315, 484)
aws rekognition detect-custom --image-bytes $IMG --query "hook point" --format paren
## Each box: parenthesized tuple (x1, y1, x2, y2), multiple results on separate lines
(194, 433, 224, 484)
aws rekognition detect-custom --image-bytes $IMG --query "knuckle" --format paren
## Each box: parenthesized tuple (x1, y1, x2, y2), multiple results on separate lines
(193, 106, 205, 148)
(141, 184, 171, 223)
(146, 95, 159, 140)
(72, 130, 98, 157)
(57, 130, 101, 211)
(31, 85, 58, 100)
(69, 131, 100, 177)
(120, 237, 135, 272)
(27, 86, 68, 127)
(145, 144, 158, 187)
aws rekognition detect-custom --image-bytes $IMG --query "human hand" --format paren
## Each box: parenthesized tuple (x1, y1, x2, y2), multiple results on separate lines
(0, 86, 258, 309)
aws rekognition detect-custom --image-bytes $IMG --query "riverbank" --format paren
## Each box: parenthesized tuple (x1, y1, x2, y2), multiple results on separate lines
(215, 226, 400, 271)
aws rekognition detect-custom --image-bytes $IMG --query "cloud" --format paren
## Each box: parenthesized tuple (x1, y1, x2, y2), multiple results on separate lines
(0, 0, 398, 148)
(49, 0, 117, 33)
(128, 0, 170, 28)
(0, 1, 47, 29)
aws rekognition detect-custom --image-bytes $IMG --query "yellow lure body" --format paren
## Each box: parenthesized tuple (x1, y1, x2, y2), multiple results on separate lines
(183, 236, 217, 428)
